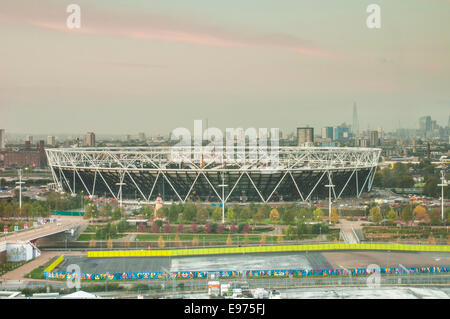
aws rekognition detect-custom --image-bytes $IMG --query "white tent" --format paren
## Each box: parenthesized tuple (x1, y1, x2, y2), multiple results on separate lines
(62, 290, 100, 299)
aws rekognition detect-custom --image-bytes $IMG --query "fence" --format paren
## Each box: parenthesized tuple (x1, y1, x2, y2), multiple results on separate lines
(44, 265, 450, 281)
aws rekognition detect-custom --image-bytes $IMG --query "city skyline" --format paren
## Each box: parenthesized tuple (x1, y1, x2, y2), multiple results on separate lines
(1, 0, 450, 134)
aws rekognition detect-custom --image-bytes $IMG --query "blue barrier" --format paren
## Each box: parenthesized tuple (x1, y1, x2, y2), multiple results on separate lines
(43, 266, 450, 281)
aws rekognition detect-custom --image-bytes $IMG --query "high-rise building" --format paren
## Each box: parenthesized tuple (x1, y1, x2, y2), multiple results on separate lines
(297, 127, 314, 146)
(85, 132, 96, 147)
(321, 127, 333, 139)
(419, 116, 432, 132)
(0, 129, 5, 149)
(334, 127, 350, 140)
(26, 135, 33, 144)
(369, 131, 379, 147)
(47, 136, 56, 146)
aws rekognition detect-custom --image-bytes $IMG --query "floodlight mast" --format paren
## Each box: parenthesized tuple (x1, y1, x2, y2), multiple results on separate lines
(16, 169, 25, 210)
(325, 183, 335, 224)
(437, 166, 447, 221)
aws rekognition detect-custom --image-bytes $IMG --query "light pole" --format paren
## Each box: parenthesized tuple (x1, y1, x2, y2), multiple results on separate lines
(218, 172, 228, 224)
(325, 183, 335, 225)
(16, 169, 25, 211)
(437, 166, 447, 221)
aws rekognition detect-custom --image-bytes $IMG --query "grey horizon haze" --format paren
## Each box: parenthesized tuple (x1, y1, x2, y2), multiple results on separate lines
(1, 0, 449, 135)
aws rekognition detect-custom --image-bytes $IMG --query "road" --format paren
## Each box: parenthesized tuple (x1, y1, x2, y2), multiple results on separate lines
(1, 216, 87, 243)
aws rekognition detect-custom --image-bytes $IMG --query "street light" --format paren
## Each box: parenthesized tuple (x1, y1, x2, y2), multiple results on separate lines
(437, 166, 447, 221)
(15, 169, 25, 210)
(325, 183, 335, 225)
(218, 172, 228, 224)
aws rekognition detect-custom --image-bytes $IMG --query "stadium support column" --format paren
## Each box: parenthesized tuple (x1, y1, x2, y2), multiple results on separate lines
(116, 172, 126, 208)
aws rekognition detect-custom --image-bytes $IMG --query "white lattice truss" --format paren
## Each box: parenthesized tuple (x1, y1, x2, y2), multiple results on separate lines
(46, 147, 381, 204)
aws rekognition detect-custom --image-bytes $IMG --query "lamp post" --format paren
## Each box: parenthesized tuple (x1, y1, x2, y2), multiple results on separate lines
(437, 166, 447, 221)
(325, 183, 335, 225)
(218, 173, 228, 224)
(16, 169, 25, 210)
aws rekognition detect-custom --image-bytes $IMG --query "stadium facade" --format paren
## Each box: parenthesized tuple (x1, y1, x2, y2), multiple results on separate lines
(46, 147, 381, 203)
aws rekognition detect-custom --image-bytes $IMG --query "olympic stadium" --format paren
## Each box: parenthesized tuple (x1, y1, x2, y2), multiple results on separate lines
(45, 147, 381, 203)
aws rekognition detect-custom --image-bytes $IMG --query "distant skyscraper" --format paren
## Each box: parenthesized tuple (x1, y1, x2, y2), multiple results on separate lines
(0, 129, 5, 149)
(419, 116, 432, 132)
(352, 102, 359, 137)
(297, 127, 314, 146)
(26, 135, 33, 144)
(321, 127, 333, 139)
(370, 131, 379, 147)
(85, 132, 96, 147)
(47, 136, 56, 146)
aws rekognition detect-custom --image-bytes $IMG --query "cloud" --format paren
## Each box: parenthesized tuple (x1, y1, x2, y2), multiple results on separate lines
(2, 1, 333, 58)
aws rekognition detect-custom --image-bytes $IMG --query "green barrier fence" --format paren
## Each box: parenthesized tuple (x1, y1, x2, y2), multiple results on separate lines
(87, 243, 450, 258)
(53, 211, 84, 217)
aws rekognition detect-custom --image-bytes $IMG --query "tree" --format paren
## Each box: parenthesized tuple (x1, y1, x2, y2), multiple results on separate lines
(277, 233, 283, 244)
(387, 209, 397, 223)
(155, 206, 167, 219)
(242, 223, 250, 234)
(329, 208, 339, 224)
(158, 236, 165, 248)
(84, 204, 98, 220)
(369, 206, 382, 224)
(298, 208, 310, 221)
(112, 207, 122, 220)
(182, 202, 196, 222)
(140, 205, 152, 218)
(243, 234, 249, 245)
(413, 205, 428, 222)
(168, 203, 180, 223)
(230, 222, 238, 233)
(260, 233, 266, 245)
(282, 208, 296, 224)
(401, 206, 413, 225)
(196, 208, 209, 223)
(101, 203, 112, 217)
(150, 222, 160, 233)
(240, 206, 252, 220)
(216, 223, 225, 234)
(174, 234, 182, 247)
(225, 208, 235, 221)
(253, 209, 265, 224)
(192, 236, 199, 246)
(191, 223, 198, 233)
(269, 209, 280, 222)
(204, 223, 212, 233)
(226, 234, 233, 246)
(212, 207, 222, 221)
(313, 208, 324, 222)
(163, 224, 171, 233)
(177, 223, 184, 233)
(429, 209, 441, 226)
